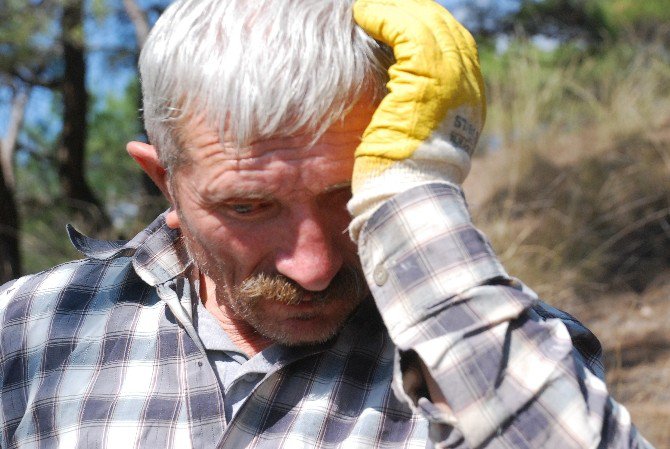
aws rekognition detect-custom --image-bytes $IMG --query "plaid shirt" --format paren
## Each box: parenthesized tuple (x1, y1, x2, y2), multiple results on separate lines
(0, 183, 653, 448)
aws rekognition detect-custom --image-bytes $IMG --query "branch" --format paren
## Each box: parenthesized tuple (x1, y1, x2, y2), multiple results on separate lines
(10, 66, 61, 89)
(16, 140, 56, 165)
(1, 89, 29, 189)
(122, 0, 151, 50)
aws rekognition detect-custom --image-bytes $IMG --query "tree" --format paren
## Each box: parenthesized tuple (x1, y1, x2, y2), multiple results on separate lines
(0, 0, 117, 278)
(595, 0, 670, 42)
(450, 0, 670, 48)
(507, 0, 613, 47)
(58, 0, 111, 231)
(121, 0, 170, 223)
(0, 87, 28, 283)
(0, 0, 61, 282)
(122, 0, 151, 48)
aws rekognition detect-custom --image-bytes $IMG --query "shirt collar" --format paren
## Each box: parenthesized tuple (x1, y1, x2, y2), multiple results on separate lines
(68, 211, 192, 286)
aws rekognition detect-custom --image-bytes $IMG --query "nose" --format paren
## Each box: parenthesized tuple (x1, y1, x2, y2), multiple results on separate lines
(275, 208, 344, 292)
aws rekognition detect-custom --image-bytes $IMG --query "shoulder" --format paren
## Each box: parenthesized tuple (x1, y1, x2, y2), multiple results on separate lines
(0, 256, 154, 357)
(1, 255, 142, 315)
(0, 212, 182, 328)
(0, 259, 91, 322)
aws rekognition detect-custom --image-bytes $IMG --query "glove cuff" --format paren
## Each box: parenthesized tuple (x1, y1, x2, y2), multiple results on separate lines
(348, 133, 472, 241)
(348, 156, 467, 242)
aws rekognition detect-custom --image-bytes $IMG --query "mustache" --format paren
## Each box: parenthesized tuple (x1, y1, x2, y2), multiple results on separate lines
(236, 266, 367, 305)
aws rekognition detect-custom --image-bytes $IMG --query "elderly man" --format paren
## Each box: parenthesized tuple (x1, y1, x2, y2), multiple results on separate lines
(0, 0, 653, 448)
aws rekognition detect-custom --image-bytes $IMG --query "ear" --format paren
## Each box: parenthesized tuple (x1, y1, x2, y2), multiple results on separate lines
(127, 141, 181, 229)
(127, 141, 171, 199)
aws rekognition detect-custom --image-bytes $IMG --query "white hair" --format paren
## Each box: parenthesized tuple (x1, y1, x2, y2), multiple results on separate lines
(139, 0, 392, 169)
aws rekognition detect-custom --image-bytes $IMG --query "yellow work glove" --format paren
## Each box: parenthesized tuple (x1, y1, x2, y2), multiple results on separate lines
(348, 0, 486, 241)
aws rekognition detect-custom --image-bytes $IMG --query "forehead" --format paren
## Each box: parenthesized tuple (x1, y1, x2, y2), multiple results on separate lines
(177, 99, 376, 163)
(171, 100, 376, 196)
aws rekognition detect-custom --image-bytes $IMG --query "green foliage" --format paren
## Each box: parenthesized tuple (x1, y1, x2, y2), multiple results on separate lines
(16, 94, 83, 272)
(87, 79, 168, 237)
(481, 39, 575, 153)
(512, 0, 613, 46)
(87, 80, 143, 204)
(466, 0, 669, 52)
(596, 0, 670, 37)
(0, 0, 61, 83)
(17, 78, 162, 274)
(20, 202, 87, 273)
(91, 0, 110, 21)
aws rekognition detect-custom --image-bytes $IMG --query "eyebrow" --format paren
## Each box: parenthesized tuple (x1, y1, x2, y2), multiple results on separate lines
(204, 189, 271, 204)
(207, 181, 352, 204)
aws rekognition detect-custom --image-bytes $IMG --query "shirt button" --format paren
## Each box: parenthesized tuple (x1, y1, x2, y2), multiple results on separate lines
(373, 264, 388, 286)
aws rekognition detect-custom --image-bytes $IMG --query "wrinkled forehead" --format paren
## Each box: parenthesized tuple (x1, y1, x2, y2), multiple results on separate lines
(173, 97, 377, 164)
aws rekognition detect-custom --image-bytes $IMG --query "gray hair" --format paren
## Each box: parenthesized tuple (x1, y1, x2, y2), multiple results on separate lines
(139, 0, 392, 169)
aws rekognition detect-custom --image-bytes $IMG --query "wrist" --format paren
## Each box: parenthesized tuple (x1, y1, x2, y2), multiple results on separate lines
(348, 144, 471, 242)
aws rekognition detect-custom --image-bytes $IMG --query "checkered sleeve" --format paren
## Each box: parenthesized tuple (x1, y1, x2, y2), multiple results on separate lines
(357, 182, 654, 449)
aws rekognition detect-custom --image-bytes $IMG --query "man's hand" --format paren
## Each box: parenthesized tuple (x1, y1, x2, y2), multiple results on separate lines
(348, 0, 486, 240)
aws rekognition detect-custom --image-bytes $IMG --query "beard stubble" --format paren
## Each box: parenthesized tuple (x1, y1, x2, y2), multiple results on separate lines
(182, 232, 369, 346)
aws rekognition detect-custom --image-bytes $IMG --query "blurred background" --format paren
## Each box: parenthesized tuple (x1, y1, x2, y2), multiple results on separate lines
(1, 0, 669, 445)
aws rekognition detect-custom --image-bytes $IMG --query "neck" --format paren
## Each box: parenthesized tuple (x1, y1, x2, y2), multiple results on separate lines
(199, 272, 272, 357)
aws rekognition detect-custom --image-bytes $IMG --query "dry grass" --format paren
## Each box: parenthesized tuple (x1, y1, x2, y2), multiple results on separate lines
(465, 36, 670, 447)
(469, 37, 670, 298)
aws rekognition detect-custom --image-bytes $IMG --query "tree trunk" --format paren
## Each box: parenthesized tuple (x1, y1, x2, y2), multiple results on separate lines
(0, 90, 28, 284)
(0, 169, 21, 285)
(58, 0, 110, 232)
(123, 0, 151, 48)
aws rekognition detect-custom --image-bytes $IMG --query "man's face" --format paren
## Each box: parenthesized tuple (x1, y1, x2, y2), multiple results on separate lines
(168, 102, 376, 346)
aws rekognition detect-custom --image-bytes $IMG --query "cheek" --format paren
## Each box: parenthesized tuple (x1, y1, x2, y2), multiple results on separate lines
(179, 211, 269, 278)
(212, 225, 281, 275)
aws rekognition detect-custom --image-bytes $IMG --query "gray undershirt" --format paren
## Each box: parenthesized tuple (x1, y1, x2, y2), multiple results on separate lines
(194, 300, 341, 423)
(194, 301, 279, 423)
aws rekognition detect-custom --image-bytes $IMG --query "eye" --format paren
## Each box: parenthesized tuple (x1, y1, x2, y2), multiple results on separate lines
(223, 200, 275, 218)
(231, 203, 255, 214)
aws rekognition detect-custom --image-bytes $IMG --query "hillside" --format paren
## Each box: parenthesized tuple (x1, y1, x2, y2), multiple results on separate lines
(465, 144, 670, 447)
(464, 38, 670, 447)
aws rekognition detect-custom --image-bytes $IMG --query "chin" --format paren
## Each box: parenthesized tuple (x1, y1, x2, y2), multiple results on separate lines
(245, 296, 363, 346)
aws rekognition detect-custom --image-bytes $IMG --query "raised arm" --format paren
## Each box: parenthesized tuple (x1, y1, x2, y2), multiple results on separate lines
(348, 1, 654, 447)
